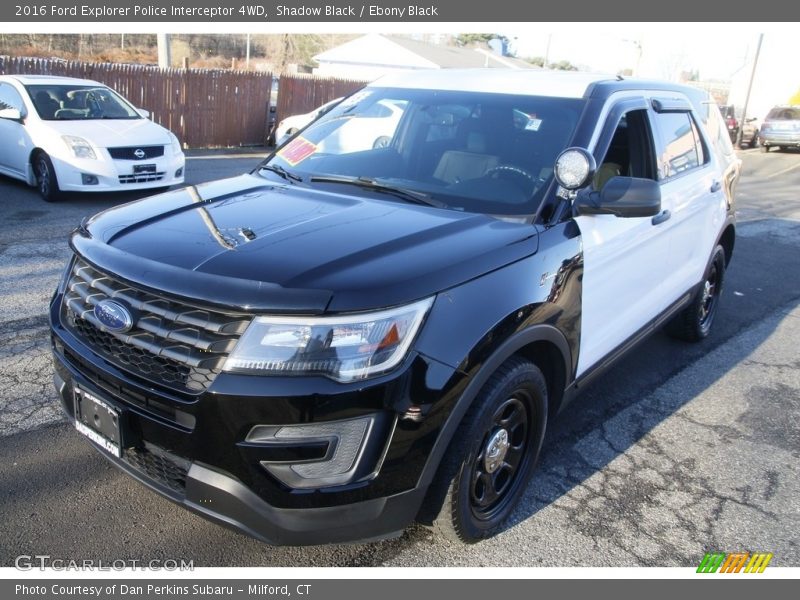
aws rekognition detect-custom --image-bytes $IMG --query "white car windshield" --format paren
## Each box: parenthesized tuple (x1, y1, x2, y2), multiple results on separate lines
(263, 87, 585, 216)
(26, 84, 141, 121)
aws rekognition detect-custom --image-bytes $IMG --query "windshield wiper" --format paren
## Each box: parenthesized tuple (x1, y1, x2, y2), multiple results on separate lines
(309, 175, 445, 208)
(260, 164, 303, 182)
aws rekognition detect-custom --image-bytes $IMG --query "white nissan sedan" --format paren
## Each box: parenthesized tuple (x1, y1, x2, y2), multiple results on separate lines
(0, 75, 185, 201)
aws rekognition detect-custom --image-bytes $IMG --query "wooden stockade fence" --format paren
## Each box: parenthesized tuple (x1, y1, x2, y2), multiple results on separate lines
(275, 73, 370, 126)
(0, 56, 273, 148)
(0, 56, 373, 148)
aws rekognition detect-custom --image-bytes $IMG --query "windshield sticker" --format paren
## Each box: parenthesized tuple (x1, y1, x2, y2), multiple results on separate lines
(277, 137, 318, 166)
(525, 118, 543, 131)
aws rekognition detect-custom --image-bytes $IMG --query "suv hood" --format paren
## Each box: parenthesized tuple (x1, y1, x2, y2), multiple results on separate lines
(76, 175, 539, 313)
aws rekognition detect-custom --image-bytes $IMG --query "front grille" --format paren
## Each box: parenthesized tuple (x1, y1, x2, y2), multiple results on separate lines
(62, 258, 250, 393)
(124, 443, 189, 494)
(119, 172, 165, 184)
(108, 146, 165, 160)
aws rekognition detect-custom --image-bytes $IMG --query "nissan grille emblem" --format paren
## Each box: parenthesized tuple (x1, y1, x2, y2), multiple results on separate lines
(94, 300, 134, 333)
(133, 148, 146, 159)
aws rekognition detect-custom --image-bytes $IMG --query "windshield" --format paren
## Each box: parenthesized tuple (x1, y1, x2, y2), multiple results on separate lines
(26, 84, 141, 121)
(262, 87, 584, 216)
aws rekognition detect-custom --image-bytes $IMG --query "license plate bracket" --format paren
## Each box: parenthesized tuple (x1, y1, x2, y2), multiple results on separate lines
(133, 163, 156, 174)
(74, 386, 123, 458)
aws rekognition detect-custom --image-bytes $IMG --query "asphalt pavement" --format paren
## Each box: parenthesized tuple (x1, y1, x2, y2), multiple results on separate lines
(0, 148, 798, 567)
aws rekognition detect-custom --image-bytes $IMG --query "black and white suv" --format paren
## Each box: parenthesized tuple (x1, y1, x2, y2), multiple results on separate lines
(50, 70, 740, 545)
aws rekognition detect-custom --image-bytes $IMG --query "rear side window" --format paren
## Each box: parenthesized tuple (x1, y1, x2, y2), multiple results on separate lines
(653, 112, 707, 181)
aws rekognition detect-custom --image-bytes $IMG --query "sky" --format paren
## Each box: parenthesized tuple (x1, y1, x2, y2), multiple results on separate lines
(500, 25, 797, 119)
(503, 27, 755, 81)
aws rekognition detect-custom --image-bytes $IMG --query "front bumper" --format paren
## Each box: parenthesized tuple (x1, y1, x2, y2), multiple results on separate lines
(51, 151, 185, 192)
(50, 291, 463, 545)
(54, 365, 423, 545)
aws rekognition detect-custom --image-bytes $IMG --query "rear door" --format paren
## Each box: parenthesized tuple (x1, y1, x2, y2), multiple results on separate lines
(650, 100, 727, 303)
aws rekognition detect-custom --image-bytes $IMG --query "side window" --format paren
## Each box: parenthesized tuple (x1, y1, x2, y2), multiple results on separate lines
(594, 109, 657, 191)
(0, 83, 25, 113)
(653, 112, 707, 181)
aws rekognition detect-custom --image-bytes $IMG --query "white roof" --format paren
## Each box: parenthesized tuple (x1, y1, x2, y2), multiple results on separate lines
(370, 69, 616, 98)
(1, 74, 103, 87)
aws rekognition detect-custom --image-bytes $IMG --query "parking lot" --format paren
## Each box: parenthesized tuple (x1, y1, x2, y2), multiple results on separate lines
(0, 149, 798, 567)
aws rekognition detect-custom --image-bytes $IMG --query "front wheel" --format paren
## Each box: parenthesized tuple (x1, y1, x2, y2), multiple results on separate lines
(666, 245, 726, 342)
(431, 357, 548, 543)
(34, 152, 61, 202)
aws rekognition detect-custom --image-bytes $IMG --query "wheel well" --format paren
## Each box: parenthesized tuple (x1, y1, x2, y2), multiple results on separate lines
(515, 340, 567, 417)
(719, 224, 735, 266)
(26, 148, 46, 186)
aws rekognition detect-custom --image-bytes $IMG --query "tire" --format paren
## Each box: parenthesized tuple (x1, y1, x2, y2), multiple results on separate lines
(665, 245, 726, 342)
(33, 152, 61, 202)
(749, 135, 758, 149)
(430, 356, 548, 543)
(373, 136, 391, 149)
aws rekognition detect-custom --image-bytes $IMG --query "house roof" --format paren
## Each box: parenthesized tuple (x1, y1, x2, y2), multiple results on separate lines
(313, 34, 535, 71)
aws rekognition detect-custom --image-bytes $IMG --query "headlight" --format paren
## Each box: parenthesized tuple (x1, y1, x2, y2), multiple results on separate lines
(62, 135, 96, 160)
(223, 297, 434, 382)
(168, 132, 183, 156)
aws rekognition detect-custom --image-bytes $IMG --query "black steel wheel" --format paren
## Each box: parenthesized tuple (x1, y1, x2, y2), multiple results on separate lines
(428, 356, 547, 543)
(666, 244, 726, 342)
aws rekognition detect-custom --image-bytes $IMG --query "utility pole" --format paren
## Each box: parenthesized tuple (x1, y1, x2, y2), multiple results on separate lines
(157, 33, 171, 69)
(246, 33, 251, 69)
(737, 33, 763, 148)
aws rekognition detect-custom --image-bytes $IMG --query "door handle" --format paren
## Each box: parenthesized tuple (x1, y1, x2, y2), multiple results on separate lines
(651, 209, 671, 226)
(710, 180, 722, 193)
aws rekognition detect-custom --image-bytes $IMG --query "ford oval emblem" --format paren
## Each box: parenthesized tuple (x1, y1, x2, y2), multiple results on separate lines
(133, 148, 146, 159)
(94, 300, 134, 333)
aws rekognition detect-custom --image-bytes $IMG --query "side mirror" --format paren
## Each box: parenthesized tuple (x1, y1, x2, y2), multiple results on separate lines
(0, 107, 22, 122)
(575, 176, 661, 218)
(137, 108, 150, 118)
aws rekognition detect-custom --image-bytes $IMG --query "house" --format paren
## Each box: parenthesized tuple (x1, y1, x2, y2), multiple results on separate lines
(312, 34, 534, 80)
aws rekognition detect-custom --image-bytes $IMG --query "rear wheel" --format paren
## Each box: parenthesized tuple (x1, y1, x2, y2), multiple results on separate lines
(34, 152, 61, 202)
(666, 245, 726, 342)
(430, 357, 547, 543)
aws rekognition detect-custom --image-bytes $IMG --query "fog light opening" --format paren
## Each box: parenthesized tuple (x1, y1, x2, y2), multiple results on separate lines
(175, 167, 183, 177)
(81, 174, 99, 185)
(249, 415, 377, 489)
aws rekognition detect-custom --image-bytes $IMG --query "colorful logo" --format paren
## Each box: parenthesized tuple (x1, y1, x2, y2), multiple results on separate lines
(696, 552, 773, 573)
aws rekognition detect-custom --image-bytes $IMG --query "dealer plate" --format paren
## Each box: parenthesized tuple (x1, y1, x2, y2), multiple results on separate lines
(74, 386, 122, 458)
(133, 163, 157, 174)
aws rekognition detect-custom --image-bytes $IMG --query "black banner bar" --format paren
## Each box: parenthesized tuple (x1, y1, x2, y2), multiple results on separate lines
(2, 0, 800, 22)
(2, 579, 796, 600)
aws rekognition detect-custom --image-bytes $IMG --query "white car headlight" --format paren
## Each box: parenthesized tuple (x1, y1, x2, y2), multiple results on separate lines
(223, 297, 434, 382)
(62, 135, 96, 160)
(168, 132, 183, 156)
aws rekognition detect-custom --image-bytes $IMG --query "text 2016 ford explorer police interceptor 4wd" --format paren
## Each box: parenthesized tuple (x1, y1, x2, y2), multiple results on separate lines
(50, 70, 739, 544)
